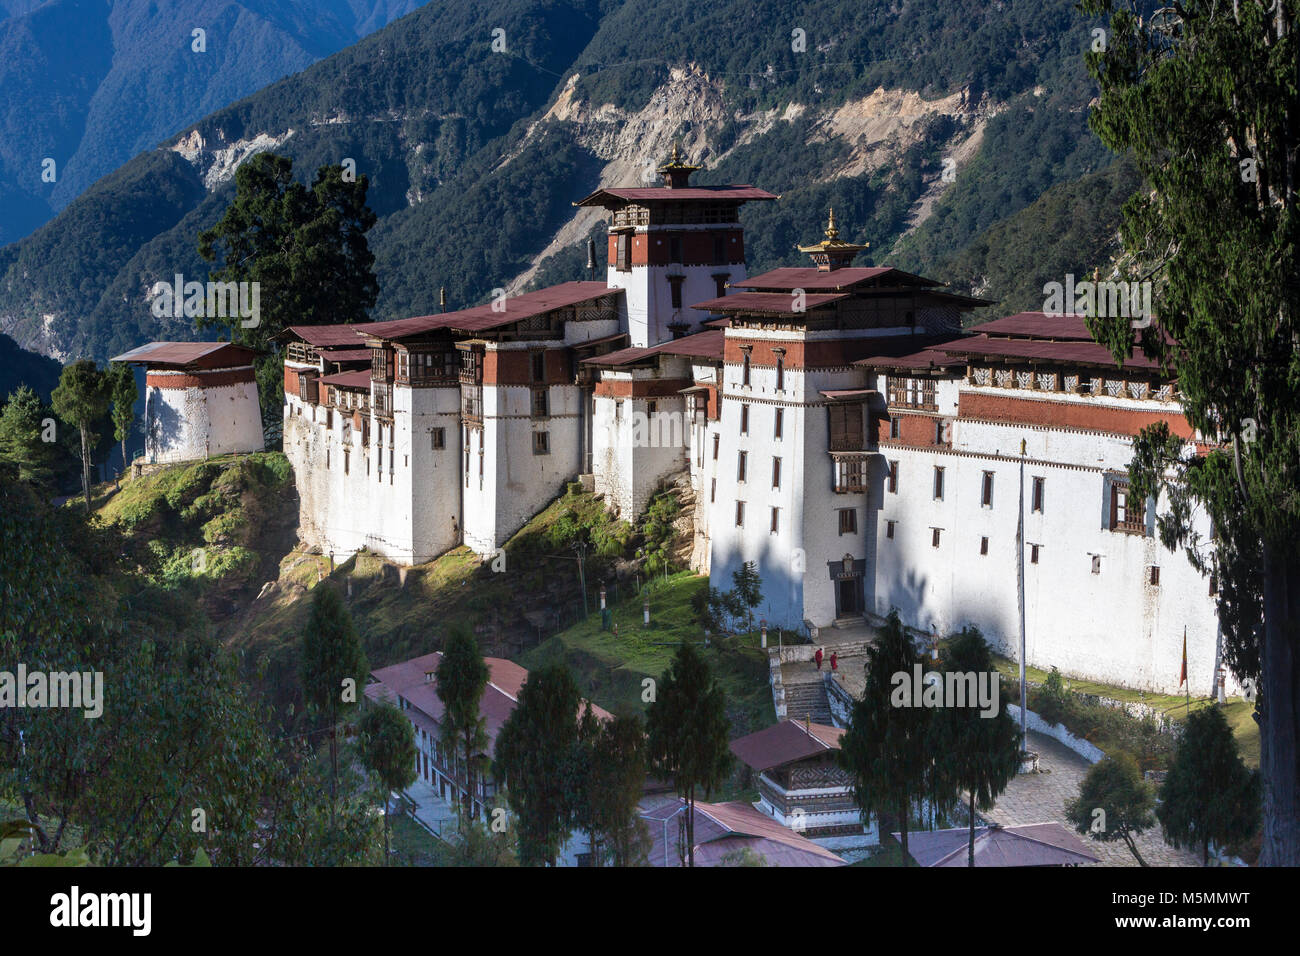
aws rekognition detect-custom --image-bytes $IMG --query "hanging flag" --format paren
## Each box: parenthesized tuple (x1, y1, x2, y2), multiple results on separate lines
(1178, 627, 1187, 688)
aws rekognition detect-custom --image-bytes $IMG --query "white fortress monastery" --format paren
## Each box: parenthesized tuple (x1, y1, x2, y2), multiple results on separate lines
(272, 149, 1228, 697)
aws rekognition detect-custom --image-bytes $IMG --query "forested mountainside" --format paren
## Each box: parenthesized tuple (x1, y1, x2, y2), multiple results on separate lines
(0, 0, 1139, 363)
(0, 0, 425, 245)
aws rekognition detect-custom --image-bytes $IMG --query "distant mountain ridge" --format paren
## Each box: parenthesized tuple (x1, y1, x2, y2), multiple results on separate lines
(0, 0, 426, 245)
(0, 0, 1133, 364)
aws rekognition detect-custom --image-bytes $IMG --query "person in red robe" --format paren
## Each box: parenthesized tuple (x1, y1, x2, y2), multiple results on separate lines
(814, 647, 823, 670)
(830, 652, 838, 672)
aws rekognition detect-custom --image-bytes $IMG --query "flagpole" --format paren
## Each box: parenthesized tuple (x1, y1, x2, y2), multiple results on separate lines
(1017, 438, 1027, 756)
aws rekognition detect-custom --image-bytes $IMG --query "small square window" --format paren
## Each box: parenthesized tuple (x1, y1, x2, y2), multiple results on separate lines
(1030, 544, 1040, 564)
(934, 420, 946, 444)
(1091, 555, 1102, 574)
(980, 536, 989, 556)
(888, 460, 898, 494)
(932, 528, 942, 548)
(1149, 566, 1160, 586)
(838, 509, 857, 535)
(1032, 477, 1045, 513)
(770, 508, 779, 534)
(982, 471, 994, 507)
(885, 520, 896, 539)
(532, 432, 550, 455)
(774, 408, 784, 440)
(772, 457, 781, 489)
(933, 466, 945, 500)
(737, 451, 748, 482)
(740, 404, 749, 434)
(431, 428, 445, 450)
(735, 501, 745, 527)
(889, 417, 900, 439)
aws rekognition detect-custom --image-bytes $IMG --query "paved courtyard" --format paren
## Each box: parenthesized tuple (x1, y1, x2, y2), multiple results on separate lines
(982, 731, 1200, 867)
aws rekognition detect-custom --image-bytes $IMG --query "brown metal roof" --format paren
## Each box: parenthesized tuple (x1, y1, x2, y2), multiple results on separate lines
(362, 282, 618, 341)
(690, 291, 848, 315)
(737, 266, 929, 292)
(281, 324, 371, 347)
(366, 651, 611, 756)
(973, 312, 1097, 340)
(935, 335, 1161, 370)
(581, 329, 725, 367)
(899, 823, 1100, 867)
(318, 347, 374, 363)
(575, 185, 778, 207)
(110, 341, 258, 369)
(729, 718, 844, 772)
(319, 370, 371, 390)
(640, 796, 845, 867)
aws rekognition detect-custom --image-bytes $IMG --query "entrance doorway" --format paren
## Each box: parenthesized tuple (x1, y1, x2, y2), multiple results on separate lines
(838, 578, 860, 616)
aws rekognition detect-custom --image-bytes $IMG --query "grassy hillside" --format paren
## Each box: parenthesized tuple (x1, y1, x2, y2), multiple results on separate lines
(91, 452, 299, 620)
(521, 570, 774, 737)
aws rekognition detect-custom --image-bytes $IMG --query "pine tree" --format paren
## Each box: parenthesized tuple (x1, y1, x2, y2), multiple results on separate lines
(493, 662, 584, 866)
(581, 711, 650, 866)
(1158, 706, 1261, 864)
(107, 363, 137, 485)
(1082, 0, 1300, 865)
(198, 153, 378, 444)
(300, 585, 368, 821)
(358, 703, 417, 863)
(435, 624, 489, 824)
(731, 561, 763, 632)
(837, 610, 931, 865)
(0, 386, 55, 486)
(51, 360, 108, 512)
(1066, 752, 1156, 866)
(646, 641, 732, 867)
(938, 628, 1021, 866)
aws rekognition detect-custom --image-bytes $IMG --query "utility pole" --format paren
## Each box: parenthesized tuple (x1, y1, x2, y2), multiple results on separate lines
(1017, 438, 1028, 757)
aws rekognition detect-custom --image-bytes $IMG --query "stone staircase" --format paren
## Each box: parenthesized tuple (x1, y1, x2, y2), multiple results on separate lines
(767, 620, 880, 726)
(781, 666, 833, 724)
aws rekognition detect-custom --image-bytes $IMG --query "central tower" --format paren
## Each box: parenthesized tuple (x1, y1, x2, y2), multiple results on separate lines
(575, 145, 778, 347)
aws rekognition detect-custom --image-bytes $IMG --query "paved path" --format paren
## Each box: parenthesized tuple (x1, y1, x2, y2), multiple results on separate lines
(982, 731, 1200, 867)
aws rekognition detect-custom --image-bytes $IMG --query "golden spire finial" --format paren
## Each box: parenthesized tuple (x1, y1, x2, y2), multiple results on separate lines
(825, 207, 839, 241)
(671, 142, 681, 164)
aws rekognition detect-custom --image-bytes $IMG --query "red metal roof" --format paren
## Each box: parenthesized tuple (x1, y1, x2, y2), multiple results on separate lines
(656, 328, 726, 359)
(318, 347, 373, 363)
(738, 266, 935, 292)
(640, 796, 845, 867)
(282, 324, 371, 347)
(574, 185, 778, 207)
(110, 341, 258, 369)
(972, 312, 1096, 340)
(319, 370, 371, 390)
(935, 335, 1161, 370)
(899, 823, 1099, 867)
(362, 282, 618, 341)
(582, 328, 725, 367)
(366, 651, 611, 755)
(690, 291, 848, 314)
(730, 719, 844, 772)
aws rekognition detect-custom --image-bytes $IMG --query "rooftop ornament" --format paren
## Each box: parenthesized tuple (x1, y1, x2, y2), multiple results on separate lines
(798, 208, 869, 272)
